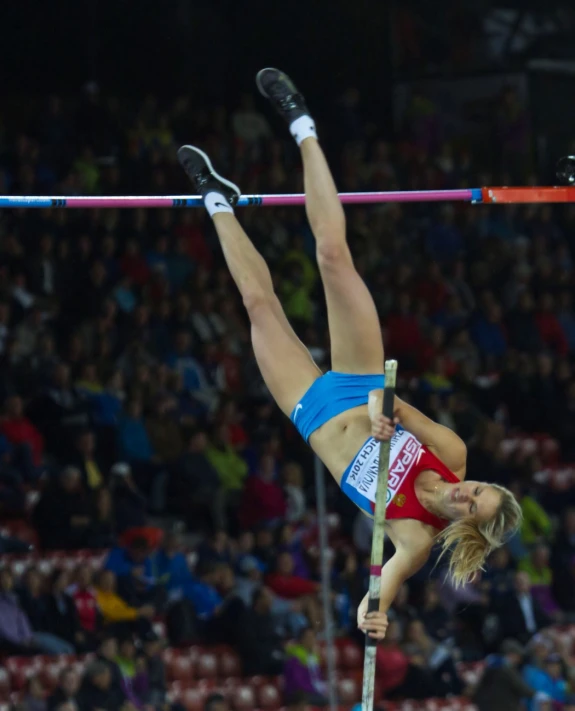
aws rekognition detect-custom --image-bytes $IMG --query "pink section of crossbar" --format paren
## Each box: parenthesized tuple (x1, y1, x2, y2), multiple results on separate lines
(66, 198, 180, 208)
(262, 190, 474, 205)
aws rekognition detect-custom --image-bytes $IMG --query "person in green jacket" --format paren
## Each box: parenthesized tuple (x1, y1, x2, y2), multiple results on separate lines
(507, 480, 552, 559)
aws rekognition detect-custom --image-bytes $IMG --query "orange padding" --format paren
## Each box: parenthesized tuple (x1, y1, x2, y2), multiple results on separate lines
(482, 186, 575, 203)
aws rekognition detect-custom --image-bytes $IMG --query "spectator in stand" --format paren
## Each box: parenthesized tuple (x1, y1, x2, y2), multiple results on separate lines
(145, 395, 184, 464)
(0, 395, 43, 480)
(47, 669, 81, 711)
(69, 564, 100, 644)
(519, 544, 560, 617)
(506, 292, 542, 353)
(94, 570, 154, 637)
(0, 569, 73, 655)
(205, 423, 248, 527)
(551, 508, 575, 611)
(19, 678, 48, 711)
(109, 463, 148, 533)
(95, 635, 128, 709)
(557, 291, 575, 351)
(265, 552, 319, 600)
(231, 93, 272, 146)
(42, 569, 87, 652)
(506, 479, 552, 557)
(239, 453, 286, 529)
(197, 530, 234, 567)
(69, 429, 106, 490)
(384, 292, 422, 371)
(191, 292, 227, 345)
(164, 331, 216, 413)
(388, 583, 417, 632)
(204, 694, 230, 711)
(170, 428, 224, 530)
(483, 546, 515, 603)
(151, 530, 195, 603)
(236, 586, 286, 676)
(523, 649, 568, 711)
(403, 618, 463, 695)
(495, 571, 551, 644)
(106, 536, 162, 611)
(284, 627, 328, 706)
(203, 563, 245, 644)
(472, 639, 547, 711)
(534, 293, 568, 356)
(33, 466, 95, 550)
(77, 661, 124, 711)
(120, 239, 150, 288)
(27, 362, 91, 459)
(116, 398, 157, 478)
(114, 636, 150, 709)
(419, 580, 453, 642)
(375, 619, 443, 699)
(281, 462, 306, 524)
(469, 303, 507, 359)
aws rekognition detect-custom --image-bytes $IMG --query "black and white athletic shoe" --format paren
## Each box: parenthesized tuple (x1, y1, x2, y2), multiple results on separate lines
(177, 145, 241, 206)
(256, 68, 310, 125)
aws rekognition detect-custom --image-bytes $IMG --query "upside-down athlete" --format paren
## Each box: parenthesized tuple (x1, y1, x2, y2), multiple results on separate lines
(177, 68, 522, 640)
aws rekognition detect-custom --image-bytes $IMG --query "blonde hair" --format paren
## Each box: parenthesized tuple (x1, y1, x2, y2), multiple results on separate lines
(436, 483, 523, 588)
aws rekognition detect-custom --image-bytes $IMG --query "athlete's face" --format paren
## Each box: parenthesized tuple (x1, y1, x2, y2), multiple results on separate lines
(442, 481, 501, 523)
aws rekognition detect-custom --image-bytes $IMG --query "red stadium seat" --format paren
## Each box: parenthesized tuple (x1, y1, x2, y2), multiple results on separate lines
(6, 658, 39, 691)
(257, 683, 281, 710)
(167, 655, 195, 682)
(181, 686, 209, 711)
(336, 677, 360, 704)
(0, 668, 10, 698)
(336, 640, 362, 670)
(215, 646, 242, 677)
(196, 651, 218, 679)
(229, 684, 256, 711)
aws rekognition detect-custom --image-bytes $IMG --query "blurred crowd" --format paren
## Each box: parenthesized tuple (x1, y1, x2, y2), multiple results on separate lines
(0, 84, 574, 710)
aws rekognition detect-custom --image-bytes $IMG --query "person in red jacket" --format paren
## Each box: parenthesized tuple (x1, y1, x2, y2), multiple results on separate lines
(535, 293, 568, 356)
(265, 552, 319, 600)
(69, 563, 100, 646)
(239, 454, 287, 530)
(384, 292, 422, 371)
(120, 239, 150, 287)
(0, 395, 44, 469)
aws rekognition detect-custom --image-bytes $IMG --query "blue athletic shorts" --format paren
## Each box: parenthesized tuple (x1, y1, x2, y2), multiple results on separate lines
(289, 371, 384, 443)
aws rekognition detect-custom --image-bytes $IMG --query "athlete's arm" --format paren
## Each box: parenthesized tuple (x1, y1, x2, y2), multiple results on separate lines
(368, 391, 466, 475)
(357, 544, 429, 638)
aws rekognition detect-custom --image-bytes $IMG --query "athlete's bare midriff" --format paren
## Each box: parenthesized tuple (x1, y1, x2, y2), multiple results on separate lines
(308, 405, 449, 551)
(308, 403, 377, 483)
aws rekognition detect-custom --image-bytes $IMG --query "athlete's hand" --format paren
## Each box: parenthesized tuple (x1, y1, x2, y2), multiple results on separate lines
(371, 414, 399, 441)
(358, 610, 389, 640)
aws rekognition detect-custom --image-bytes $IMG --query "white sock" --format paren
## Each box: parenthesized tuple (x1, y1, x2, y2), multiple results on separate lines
(289, 115, 318, 146)
(204, 191, 234, 218)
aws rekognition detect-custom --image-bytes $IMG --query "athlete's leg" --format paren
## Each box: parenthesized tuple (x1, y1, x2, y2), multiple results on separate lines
(211, 212, 321, 414)
(257, 69, 384, 375)
(178, 146, 321, 415)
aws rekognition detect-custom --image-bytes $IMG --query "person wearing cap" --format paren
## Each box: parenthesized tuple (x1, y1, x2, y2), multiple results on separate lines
(472, 639, 550, 711)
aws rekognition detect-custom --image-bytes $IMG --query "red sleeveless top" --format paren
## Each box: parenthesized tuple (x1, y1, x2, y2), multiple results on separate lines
(370, 444, 460, 530)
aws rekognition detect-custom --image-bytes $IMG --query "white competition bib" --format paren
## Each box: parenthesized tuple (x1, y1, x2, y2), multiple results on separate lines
(344, 427, 423, 507)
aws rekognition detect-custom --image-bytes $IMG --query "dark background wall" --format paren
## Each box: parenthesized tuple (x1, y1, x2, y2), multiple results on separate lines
(0, 0, 391, 126)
